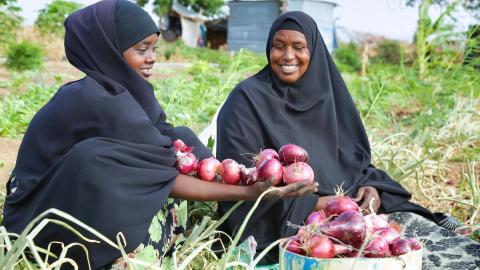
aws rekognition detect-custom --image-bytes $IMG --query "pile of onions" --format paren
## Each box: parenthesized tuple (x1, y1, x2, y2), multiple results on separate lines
(284, 194, 421, 259)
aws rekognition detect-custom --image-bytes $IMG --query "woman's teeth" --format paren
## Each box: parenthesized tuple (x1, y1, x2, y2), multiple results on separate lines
(280, 64, 299, 73)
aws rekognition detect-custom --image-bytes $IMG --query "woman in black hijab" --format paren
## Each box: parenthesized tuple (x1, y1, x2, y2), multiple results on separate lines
(216, 11, 480, 268)
(1, 2, 317, 269)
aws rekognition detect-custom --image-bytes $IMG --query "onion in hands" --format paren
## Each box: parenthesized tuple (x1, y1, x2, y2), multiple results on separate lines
(255, 148, 279, 167)
(278, 144, 309, 164)
(220, 159, 241, 185)
(283, 162, 315, 184)
(240, 165, 257, 186)
(256, 158, 284, 185)
(175, 152, 197, 175)
(196, 157, 221, 181)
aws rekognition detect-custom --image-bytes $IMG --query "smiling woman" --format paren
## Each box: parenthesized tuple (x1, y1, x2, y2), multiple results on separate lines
(269, 24, 310, 84)
(215, 11, 480, 268)
(123, 34, 157, 79)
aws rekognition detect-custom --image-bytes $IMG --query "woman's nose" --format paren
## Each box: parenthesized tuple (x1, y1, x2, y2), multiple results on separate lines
(146, 51, 156, 63)
(283, 47, 295, 60)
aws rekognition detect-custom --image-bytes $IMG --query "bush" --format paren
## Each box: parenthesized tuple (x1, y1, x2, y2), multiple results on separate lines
(333, 42, 361, 73)
(35, 0, 82, 37)
(0, 0, 23, 51)
(374, 39, 404, 65)
(5, 41, 44, 71)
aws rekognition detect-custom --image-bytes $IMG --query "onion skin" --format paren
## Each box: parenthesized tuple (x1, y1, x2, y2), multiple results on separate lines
(173, 139, 193, 153)
(378, 227, 401, 244)
(175, 152, 198, 175)
(285, 236, 305, 255)
(278, 144, 309, 165)
(220, 159, 241, 185)
(256, 158, 284, 185)
(365, 237, 391, 258)
(283, 162, 315, 184)
(306, 235, 335, 259)
(196, 157, 221, 182)
(319, 210, 366, 248)
(324, 196, 360, 217)
(240, 165, 257, 186)
(305, 210, 328, 225)
(390, 238, 422, 256)
(255, 149, 279, 167)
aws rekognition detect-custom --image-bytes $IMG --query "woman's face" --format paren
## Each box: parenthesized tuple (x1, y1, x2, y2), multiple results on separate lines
(123, 33, 158, 79)
(269, 30, 310, 84)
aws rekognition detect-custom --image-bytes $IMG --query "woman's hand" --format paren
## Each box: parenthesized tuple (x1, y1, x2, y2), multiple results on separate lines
(353, 186, 381, 213)
(171, 174, 317, 202)
(248, 179, 318, 200)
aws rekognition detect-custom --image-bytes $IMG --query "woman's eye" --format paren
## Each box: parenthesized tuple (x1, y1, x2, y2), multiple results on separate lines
(136, 48, 147, 53)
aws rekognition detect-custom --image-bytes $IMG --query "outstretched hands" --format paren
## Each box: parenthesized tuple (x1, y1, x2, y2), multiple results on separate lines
(249, 179, 318, 200)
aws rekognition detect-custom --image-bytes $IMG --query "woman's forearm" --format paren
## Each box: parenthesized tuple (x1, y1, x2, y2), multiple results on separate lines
(170, 174, 253, 201)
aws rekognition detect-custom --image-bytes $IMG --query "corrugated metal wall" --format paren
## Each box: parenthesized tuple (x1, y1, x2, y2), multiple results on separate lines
(227, 1, 280, 52)
(288, 0, 336, 52)
(228, 0, 336, 53)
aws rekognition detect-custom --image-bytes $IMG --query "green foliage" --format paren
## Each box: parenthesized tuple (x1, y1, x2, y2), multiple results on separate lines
(0, 83, 56, 137)
(178, 0, 225, 16)
(374, 39, 404, 65)
(35, 0, 83, 37)
(0, 0, 22, 50)
(5, 41, 44, 72)
(333, 42, 362, 73)
(137, 0, 224, 16)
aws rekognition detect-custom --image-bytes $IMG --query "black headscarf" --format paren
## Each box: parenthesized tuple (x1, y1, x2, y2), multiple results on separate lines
(216, 11, 435, 264)
(3, 0, 210, 268)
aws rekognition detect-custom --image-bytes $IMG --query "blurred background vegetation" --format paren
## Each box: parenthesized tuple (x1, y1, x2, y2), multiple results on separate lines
(0, 0, 478, 268)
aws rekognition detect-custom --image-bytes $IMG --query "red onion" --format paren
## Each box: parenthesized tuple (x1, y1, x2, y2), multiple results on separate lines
(305, 210, 328, 225)
(255, 149, 279, 167)
(175, 152, 198, 175)
(283, 162, 314, 184)
(256, 158, 283, 185)
(220, 159, 241, 185)
(305, 235, 335, 258)
(173, 139, 192, 154)
(278, 144, 309, 165)
(319, 210, 366, 248)
(196, 157, 221, 181)
(365, 214, 389, 233)
(240, 165, 257, 186)
(365, 237, 391, 258)
(324, 196, 360, 217)
(334, 244, 352, 256)
(390, 238, 421, 256)
(378, 227, 401, 244)
(285, 236, 305, 255)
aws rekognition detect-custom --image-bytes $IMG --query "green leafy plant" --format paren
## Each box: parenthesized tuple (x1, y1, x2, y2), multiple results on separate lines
(137, 0, 224, 16)
(333, 42, 362, 73)
(35, 0, 83, 37)
(4, 41, 44, 72)
(374, 39, 404, 65)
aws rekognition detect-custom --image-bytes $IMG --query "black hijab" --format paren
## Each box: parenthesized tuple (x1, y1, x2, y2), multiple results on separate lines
(216, 11, 435, 263)
(3, 0, 209, 268)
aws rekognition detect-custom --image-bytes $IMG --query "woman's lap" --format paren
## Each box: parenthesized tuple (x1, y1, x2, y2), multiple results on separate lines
(388, 212, 480, 270)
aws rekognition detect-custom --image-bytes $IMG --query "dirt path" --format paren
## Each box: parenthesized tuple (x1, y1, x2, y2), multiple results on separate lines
(0, 138, 20, 185)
